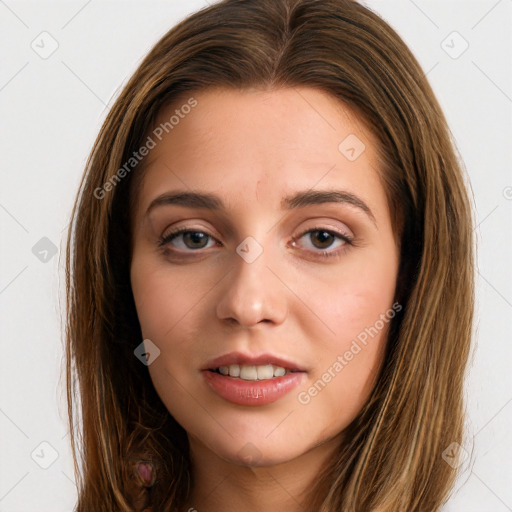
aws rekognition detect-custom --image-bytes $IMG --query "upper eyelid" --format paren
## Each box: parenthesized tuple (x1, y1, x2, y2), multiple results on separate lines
(293, 227, 354, 249)
(160, 226, 219, 239)
(161, 225, 350, 238)
(296, 224, 352, 238)
(160, 226, 352, 248)
(160, 217, 353, 238)
(158, 227, 218, 247)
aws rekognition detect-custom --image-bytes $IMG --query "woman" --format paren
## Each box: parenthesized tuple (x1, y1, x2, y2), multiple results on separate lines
(65, 0, 474, 510)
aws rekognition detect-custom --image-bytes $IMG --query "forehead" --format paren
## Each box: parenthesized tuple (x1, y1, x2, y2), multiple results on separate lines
(151, 86, 370, 165)
(133, 86, 386, 219)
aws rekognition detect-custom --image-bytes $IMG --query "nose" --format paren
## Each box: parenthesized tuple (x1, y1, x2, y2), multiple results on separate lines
(215, 241, 288, 329)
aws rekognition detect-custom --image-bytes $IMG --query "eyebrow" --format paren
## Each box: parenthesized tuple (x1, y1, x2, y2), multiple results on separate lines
(145, 189, 376, 224)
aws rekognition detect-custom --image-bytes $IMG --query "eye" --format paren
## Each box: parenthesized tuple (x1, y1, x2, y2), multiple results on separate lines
(158, 228, 218, 251)
(292, 227, 353, 258)
(158, 226, 354, 259)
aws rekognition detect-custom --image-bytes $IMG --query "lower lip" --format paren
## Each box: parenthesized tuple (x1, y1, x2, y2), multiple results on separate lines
(203, 370, 306, 406)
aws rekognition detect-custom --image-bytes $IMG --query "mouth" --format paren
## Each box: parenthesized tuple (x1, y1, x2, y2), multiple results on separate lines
(203, 352, 307, 379)
(208, 363, 302, 381)
(202, 352, 307, 406)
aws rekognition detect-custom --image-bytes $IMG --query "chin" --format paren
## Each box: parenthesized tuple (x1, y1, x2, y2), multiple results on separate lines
(221, 442, 300, 468)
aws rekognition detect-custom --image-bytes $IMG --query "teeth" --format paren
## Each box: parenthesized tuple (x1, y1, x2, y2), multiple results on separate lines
(216, 364, 290, 380)
(228, 364, 240, 377)
(240, 365, 258, 380)
(257, 364, 274, 380)
(273, 366, 286, 377)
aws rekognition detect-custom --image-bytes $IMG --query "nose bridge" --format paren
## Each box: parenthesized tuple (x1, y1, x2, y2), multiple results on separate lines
(216, 235, 286, 327)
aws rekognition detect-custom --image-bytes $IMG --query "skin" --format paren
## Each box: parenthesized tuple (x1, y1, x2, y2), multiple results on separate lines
(130, 86, 400, 511)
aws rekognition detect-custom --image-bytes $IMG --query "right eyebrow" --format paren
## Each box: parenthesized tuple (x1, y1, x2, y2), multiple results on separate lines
(145, 191, 222, 217)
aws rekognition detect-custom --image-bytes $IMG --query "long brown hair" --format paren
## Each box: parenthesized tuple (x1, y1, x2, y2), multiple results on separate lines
(65, 0, 474, 510)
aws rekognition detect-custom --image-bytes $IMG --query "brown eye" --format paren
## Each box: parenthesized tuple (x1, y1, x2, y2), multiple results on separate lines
(158, 229, 217, 251)
(291, 227, 353, 259)
(308, 230, 336, 249)
(181, 231, 210, 249)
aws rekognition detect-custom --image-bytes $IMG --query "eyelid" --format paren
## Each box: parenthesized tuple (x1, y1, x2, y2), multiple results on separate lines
(294, 223, 353, 241)
(158, 226, 220, 248)
(158, 225, 352, 246)
(158, 219, 221, 242)
(158, 219, 356, 258)
(289, 225, 354, 259)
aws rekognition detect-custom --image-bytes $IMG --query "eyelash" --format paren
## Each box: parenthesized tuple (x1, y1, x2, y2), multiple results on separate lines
(292, 226, 354, 259)
(157, 226, 354, 259)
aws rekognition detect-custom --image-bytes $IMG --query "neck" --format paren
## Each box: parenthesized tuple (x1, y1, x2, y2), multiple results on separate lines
(186, 434, 342, 512)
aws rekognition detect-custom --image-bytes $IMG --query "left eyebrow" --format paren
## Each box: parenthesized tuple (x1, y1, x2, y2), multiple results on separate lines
(144, 188, 376, 225)
(281, 189, 376, 225)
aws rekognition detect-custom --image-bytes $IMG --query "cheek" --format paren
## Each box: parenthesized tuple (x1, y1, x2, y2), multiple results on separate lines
(130, 257, 212, 340)
(130, 260, 206, 419)
(302, 247, 398, 344)
(296, 250, 398, 418)
(309, 281, 392, 381)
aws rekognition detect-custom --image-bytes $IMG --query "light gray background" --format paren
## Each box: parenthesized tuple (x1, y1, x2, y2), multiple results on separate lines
(0, 1, 511, 510)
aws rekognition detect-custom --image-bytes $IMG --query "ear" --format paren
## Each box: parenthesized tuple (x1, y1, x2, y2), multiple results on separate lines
(124, 459, 155, 511)
(136, 461, 156, 488)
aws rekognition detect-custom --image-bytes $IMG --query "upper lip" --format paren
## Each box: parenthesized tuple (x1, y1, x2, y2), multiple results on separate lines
(203, 352, 307, 372)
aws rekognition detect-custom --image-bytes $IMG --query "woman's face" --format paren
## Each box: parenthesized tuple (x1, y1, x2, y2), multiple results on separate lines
(130, 87, 400, 467)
